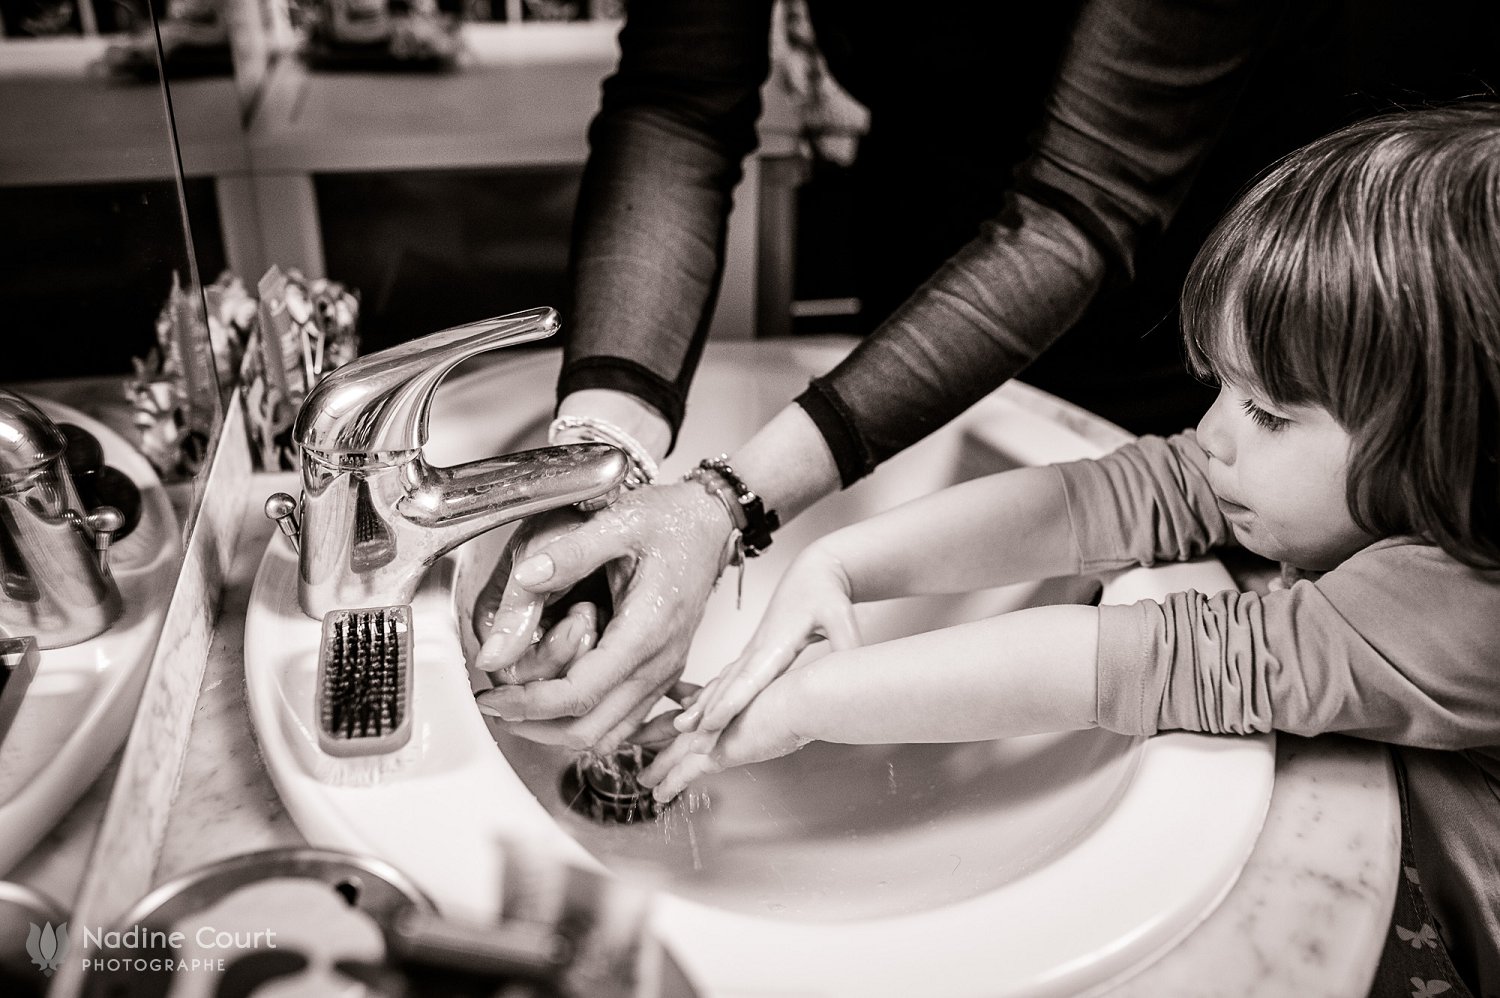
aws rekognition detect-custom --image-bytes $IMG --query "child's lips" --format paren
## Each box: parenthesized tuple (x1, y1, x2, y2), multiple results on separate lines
(1215, 494, 1253, 517)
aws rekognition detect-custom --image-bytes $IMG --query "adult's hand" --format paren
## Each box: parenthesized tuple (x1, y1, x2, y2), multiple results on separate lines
(473, 479, 738, 752)
(471, 507, 592, 679)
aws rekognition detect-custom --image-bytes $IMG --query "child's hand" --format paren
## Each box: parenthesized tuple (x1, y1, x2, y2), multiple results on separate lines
(672, 545, 861, 749)
(639, 677, 808, 804)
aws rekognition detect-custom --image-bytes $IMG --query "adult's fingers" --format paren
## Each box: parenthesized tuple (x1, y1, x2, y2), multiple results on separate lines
(629, 709, 684, 749)
(605, 681, 703, 748)
(477, 602, 662, 722)
(474, 511, 584, 670)
(511, 513, 639, 595)
(666, 681, 704, 707)
(506, 603, 598, 685)
(590, 670, 684, 755)
(499, 663, 678, 751)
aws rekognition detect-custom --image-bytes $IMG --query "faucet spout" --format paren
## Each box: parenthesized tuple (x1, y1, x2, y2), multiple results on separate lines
(287, 309, 629, 619)
(402, 445, 627, 532)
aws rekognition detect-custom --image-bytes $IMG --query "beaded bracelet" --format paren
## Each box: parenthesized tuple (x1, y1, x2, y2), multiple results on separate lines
(689, 455, 780, 557)
(548, 415, 659, 488)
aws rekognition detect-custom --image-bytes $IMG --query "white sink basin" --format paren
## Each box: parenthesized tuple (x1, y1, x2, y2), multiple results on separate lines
(245, 339, 1273, 997)
(0, 398, 180, 873)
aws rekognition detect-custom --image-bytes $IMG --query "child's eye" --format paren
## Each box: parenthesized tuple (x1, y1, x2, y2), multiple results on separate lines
(1239, 397, 1290, 432)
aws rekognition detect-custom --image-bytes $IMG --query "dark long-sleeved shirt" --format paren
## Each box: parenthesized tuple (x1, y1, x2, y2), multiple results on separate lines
(559, 1, 1500, 482)
(558, 0, 1290, 477)
(1055, 432, 1500, 993)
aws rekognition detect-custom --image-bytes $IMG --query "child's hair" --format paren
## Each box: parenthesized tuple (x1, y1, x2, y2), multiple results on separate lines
(1182, 103, 1500, 568)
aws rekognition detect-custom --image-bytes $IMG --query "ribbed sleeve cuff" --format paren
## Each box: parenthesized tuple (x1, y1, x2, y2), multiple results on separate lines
(557, 357, 686, 454)
(1054, 457, 1138, 574)
(794, 379, 872, 488)
(1095, 601, 1161, 737)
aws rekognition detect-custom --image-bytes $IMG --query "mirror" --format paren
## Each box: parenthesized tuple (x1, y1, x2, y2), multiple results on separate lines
(161, 0, 768, 361)
(0, 0, 225, 926)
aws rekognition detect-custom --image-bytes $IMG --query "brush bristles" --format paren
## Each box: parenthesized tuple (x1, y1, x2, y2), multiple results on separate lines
(316, 605, 413, 757)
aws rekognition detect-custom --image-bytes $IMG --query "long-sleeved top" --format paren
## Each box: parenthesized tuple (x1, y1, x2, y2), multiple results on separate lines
(1054, 432, 1500, 995)
(558, 0, 1500, 480)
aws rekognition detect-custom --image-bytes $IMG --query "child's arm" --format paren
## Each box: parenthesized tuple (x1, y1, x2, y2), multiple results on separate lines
(671, 464, 1081, 738)
(678, 431, 1229, 740)
(812, 463, 1083, 601)
(641, 604, 1101, 801)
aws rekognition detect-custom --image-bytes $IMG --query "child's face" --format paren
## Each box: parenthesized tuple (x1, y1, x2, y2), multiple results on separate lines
(1195, 381, 1376, 570)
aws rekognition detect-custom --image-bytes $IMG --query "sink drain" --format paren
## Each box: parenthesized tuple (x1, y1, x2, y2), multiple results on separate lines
(560, 745, 663, 825)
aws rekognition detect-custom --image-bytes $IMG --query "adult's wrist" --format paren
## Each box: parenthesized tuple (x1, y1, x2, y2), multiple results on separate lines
(673, 477, 742, 576)
(557, 389, 672, 461)
(724, 403, 840, 525)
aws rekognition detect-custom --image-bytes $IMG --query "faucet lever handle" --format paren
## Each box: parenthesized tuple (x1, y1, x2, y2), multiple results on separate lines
(294, 307, 561, 456)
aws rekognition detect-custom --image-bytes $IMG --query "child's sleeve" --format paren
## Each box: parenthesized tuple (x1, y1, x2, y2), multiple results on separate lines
(1095, 540, 1500, 749)
(1053, 431, 1235, 571)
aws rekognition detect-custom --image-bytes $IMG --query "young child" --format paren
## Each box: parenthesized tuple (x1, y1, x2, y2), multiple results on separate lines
(641, 105, 1500, 996)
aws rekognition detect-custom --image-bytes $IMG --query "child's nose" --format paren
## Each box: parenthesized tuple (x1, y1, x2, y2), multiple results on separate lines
(1196, 389, 1235, 465)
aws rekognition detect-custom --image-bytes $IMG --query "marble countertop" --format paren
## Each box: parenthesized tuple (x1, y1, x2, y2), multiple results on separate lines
(139, 473, 1400, 997)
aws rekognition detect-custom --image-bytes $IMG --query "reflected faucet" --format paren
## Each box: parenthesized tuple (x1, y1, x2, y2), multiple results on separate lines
(0, 391, 124, 648)
(270, 307, 629, 620)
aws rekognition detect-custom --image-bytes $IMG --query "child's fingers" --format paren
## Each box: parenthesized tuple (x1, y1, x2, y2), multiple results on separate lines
(650, 750, 722, 805)
(637, 729, 713, 789)
(824, 601, 863, 652)
(671, 677, 720, 733)
(694, 640, 801, 743)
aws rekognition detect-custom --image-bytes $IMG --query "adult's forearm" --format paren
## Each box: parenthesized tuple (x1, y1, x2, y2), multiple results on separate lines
(724, 404, 841, 523)
(799, 0, 1288, 485)
(798, 194, 1107, 484)
(560, 1, 774, 441)
(785, 604, 1100, 744)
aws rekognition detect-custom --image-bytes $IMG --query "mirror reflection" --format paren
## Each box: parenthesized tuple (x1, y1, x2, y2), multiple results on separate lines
(0, 0, 222, 930)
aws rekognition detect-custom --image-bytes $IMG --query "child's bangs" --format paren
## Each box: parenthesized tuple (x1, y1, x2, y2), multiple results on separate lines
(1181, 181, 1340, 411)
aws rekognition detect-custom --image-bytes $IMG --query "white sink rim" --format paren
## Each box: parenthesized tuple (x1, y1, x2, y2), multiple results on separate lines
(243, 341, 1274, 998)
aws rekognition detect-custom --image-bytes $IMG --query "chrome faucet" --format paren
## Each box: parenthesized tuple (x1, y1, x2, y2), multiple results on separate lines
(268, 307, 629, 620)
(0, 390, 124, 648)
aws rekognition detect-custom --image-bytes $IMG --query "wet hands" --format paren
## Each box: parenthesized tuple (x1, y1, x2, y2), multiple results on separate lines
(472, 507, 598, 680)
(639, 545, 861, 802)
(472, 480, 738, 753)
(638, 675, 808, 804)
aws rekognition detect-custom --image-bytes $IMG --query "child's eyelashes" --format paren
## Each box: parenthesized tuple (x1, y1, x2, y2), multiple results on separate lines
(1239, 397, 1291, 432)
